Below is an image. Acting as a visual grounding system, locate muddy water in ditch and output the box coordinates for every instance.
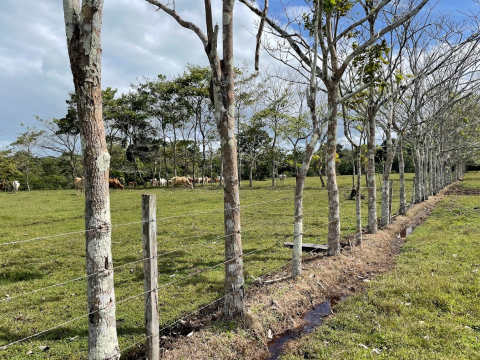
[265,298,341,360]
[265,227,416,359]
[399,226,414,238]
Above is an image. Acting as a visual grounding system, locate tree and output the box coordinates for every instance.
[176,65,211,185]
[62,1,120,358]
[234,62,260,186]
[254,70,294,187]
[37,92,82,187]
[145,0,245,318]
[10,126,44,191]
[240,0,430,255]
[0,150,21,181]
[239,122,271,186]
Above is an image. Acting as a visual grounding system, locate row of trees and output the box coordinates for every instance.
[53,0,480,358]
[2,65,419,191]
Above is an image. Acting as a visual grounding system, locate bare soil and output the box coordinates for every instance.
[129,185,452,360]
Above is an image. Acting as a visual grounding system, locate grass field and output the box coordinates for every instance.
[279,173,480,359]
[0,174,415,359]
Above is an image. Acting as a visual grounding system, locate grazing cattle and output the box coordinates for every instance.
[0,181,5,191]
[168,179,173,186]
[109,178,124,190]
[150,178,159,186]
[279,174,287,183]
[128,181,138,187]
[74,177,85,195]
[215,176,223,183]
[159,178,167,186]
[12,180,20,193]
[172,176,193,189]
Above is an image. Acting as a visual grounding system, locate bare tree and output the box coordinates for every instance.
[145,0,244,317]
[240,0,430,254]
[62,1,120,358]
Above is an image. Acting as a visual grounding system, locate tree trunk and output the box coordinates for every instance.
[193,115,197,187]
[355,147,363,245]
[414,142,422,203]
[163,133,169,187]
[63,1,120,358]
[173,128,177,177]
[202,139,206,188]
[366,106,377,233]
[325,85,340,256]
[380,119,396,227]
[208,0,244,317]
[249,159,253,187]
[422,145,428,200]
[398,136,406,215]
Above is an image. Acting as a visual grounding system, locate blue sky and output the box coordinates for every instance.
[0,0,477,149]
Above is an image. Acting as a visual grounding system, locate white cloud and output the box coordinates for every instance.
[0,0,286,145]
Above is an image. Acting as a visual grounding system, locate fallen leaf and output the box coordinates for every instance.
[267,329,273,340]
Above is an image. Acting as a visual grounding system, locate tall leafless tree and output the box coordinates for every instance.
[145,0,245,317]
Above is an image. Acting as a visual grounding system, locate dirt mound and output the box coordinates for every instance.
[445,185,480,196]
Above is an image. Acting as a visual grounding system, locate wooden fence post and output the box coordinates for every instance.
[389,179,393,223]
[142,194,159,360]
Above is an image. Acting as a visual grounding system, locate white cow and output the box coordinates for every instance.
[159,178,167,186]
[12,180,20,193]
[74,177,85,195]
[279,174,287,183]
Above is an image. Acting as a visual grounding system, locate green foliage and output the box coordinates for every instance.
[352,38,391,87]
[302,0,355,36]
[0,149,21,180]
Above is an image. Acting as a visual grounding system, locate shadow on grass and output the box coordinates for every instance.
[0,269,46,283]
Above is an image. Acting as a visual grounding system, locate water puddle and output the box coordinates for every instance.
[265,298,341,360]
[399,226,414,238]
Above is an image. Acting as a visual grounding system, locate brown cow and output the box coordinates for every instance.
[74,177,84,195]
[0,181,5,192]
[109,178,124,190]
[172,176,193,189]
[128,181,137,187]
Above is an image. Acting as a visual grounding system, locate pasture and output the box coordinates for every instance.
[280,174,480,359]
[0,174,414,359]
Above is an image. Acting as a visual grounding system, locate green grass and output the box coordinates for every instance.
[0,174,414,359]
[280,173,480,360]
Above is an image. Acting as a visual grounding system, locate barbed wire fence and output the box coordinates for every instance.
[0,179,420,358]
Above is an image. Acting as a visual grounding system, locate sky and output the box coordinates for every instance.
[0,0,477,149]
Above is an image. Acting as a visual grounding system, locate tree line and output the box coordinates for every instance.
[17,1,480,358]
[2,63,421,191]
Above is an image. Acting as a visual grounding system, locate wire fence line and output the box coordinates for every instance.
[0,195,303,248]
[0,184,413,248]
[1,182,420,356]
[0,228,303,350]
[0,221,301,305]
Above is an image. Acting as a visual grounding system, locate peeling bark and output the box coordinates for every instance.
[398,135,406,215]
[62,0,120,359]
[366,106,377,233]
